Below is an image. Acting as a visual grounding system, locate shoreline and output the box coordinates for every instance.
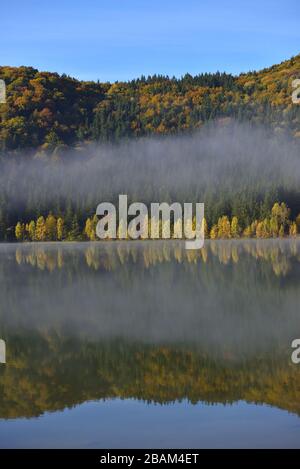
[0,237,299,245]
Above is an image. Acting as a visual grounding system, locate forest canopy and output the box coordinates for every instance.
[0,54,300,152]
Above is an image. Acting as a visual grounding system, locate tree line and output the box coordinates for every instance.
[14,202,300,242]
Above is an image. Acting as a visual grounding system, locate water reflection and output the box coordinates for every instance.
[0,240,299,421]
[12,239,300,276]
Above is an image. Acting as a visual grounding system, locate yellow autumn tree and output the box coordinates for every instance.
[35,216,46,241]
[15,222,24,241]
[27,220,36,241]
[231,216,240,238]
[269,215,279,237]
[256,218,270,238]
[210,224,218,239]
[271,202,290,234]
[279,224,285,238]
[57,217,64,241]
[217,216,231,238]
[45,213,57,240]
[202,218,208,239]
[173,217,183,239]
[84,218,93,240]
[289,222,297,237]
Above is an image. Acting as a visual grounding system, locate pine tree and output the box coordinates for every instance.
[68,215,81,241]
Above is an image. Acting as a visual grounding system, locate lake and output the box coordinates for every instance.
[0,240,299,448]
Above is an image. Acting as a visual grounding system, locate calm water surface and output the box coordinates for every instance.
[0,240,299,448]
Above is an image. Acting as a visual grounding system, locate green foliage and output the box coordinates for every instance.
[1,54,300,150]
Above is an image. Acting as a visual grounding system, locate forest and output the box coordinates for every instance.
[1,55,300,150]
[12,202,300,243]
[0,54,300,241]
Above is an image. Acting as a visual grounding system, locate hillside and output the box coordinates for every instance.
[0,54,300,151]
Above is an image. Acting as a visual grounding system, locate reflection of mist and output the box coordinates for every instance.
[0,240,300,360]
[0,340,5,364]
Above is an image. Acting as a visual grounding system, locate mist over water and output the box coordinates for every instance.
[1,239,299,359]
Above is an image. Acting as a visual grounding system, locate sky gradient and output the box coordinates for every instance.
[1,0,300,82]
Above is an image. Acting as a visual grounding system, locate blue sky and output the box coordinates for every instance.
[1,0,300,82]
